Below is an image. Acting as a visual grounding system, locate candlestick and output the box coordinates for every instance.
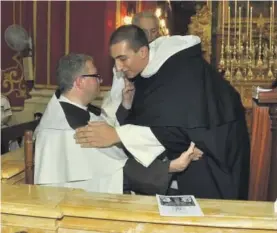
[228,6,230,48]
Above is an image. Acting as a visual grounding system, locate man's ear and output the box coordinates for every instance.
[74,76,83,89]
[139,46,149,59]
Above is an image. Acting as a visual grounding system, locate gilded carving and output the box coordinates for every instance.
[188,5,212,63]
[1,53,27,99]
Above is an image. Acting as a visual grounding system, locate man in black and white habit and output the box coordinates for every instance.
[75,25,250,199]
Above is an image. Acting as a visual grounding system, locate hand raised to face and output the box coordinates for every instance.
[122,78,135,110]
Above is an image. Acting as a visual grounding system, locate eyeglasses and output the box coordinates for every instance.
[80,74,103,83]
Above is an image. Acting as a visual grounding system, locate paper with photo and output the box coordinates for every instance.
[156,194,204,217]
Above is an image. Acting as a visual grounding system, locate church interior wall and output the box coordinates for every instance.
[1,1,156,123]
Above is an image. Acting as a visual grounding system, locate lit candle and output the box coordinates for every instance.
[228,6,230,47]
[234,0,237,40]
[239,7,241,46]
[247,0,250,39]
[250,7,253,48]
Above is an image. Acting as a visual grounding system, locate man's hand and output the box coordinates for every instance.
[169,142,203,173]
[122,78,135,109]
[74,121,120,148]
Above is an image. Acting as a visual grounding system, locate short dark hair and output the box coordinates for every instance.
[109,25,149,52]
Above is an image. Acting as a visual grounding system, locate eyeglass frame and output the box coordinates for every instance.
[80,74,103,83]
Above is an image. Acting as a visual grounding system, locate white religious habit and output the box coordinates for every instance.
[34,92,128,194]
[1,94,12,127]
[103,36,201,168]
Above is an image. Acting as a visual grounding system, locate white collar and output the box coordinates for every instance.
[59,95,88,111]
[141,35,201,78]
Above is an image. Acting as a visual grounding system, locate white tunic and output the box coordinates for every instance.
[34,94,128,194]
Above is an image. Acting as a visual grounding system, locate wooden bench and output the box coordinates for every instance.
[1,131,34,185]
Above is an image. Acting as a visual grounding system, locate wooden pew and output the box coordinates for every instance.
[1,131,35,185]
[249,88,277,201]
[1,148,25,184]
[1,119,39,154]
[1,183,276,233]
[24,130,34,185]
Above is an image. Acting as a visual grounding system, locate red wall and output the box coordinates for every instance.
[1,1,157,109]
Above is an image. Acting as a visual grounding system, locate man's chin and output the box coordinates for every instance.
[126,74,137,79]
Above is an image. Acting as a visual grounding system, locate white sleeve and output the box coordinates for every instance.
[115,124,165,167]
[101,68,124,126]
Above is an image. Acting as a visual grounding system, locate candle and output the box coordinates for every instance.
[234,0,237,40]
[272,1,275,46]
[228,6,230,47]
[250,7,253,48]
[239,7,241,46]
[270,7,272,49]
[247,0,250,38]
[222,1,225,38]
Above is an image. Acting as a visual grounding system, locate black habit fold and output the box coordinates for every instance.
[123,43,250,200]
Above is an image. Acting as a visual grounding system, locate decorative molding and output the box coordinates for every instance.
[65,0,70,54]
[188,4,212,63]
[1,54,27,100]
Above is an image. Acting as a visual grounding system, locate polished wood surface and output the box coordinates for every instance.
[268,103,277,200]
[249,102,272,201]
[1,183,276,233]
[249,89,277,201]
[24,130,34,184]
[1,148,25,184]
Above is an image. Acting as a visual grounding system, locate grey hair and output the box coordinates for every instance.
[132,11,159,29]
[56,53,93,93]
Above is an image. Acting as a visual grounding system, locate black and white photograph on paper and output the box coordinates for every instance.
[159,196,196,207]
[156,195,204,217]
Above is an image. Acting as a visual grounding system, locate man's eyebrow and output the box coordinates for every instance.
[115,55,127,59]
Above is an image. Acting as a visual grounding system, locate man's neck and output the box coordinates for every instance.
[62,92,87,108]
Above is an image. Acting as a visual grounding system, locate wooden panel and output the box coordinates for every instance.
[1,226,56,233]
[1,184,276,232]
[249,102,271,201]
[2,171,25,185]
[59,216,277,233]
[2,213,58,232]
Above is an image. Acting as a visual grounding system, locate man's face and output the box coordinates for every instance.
[80,60,101,104]
[138,17,159,43]
[110,40,148,79]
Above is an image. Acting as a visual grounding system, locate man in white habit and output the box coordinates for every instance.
[101,11,161,126]
[35,53,201,194]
